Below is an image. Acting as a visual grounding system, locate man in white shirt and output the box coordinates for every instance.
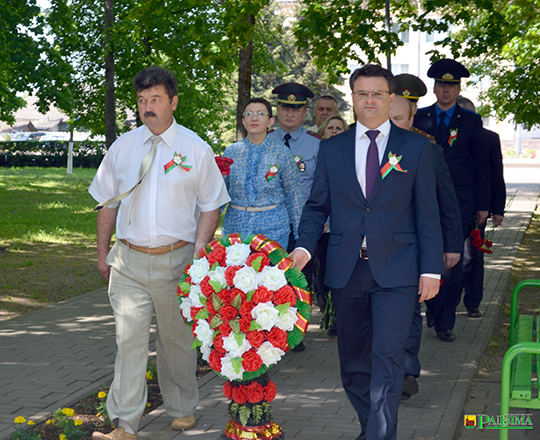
[89,66,230,440]
[307,95,338,132]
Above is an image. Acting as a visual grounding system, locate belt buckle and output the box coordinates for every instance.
[360,249,368,259]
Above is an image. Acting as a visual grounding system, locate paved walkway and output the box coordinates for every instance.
[1,164,539,440]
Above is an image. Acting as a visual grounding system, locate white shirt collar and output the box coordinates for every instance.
[355,118,391,140]
[142,118,178,147]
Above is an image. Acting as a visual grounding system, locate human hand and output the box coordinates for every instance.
[477,210,488,225]
[418,276,440,302]
[290,249,310,270]
[443,252,461,270]
[492,214,504,226]
[98,255,111,281]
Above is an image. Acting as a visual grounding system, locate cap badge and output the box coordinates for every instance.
[287,94,296,102]
[403,89,411,96]
[442,73,455,80]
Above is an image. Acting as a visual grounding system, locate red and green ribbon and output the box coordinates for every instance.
[164,152,192,174]
[265,164,279,181]
[294,155,303,166]
[380,152,408,180]
[448,128,458,146]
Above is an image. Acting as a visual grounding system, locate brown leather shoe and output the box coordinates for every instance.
[171,414,196,431]
[92,427,137,440]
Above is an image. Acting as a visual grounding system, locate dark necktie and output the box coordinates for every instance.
[284,133,291,148]
[365,130,380,200]
[438,111,450,144]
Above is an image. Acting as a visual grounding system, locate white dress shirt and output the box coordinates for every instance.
[89,119,230,247]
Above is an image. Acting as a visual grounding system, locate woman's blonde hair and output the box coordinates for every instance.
[317,114,350,138]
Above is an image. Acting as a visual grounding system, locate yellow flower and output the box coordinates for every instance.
[62,408,75,417]
[46,420,52,425]
[28,420,35,426]
[98,391,107,399]
[74,419,83,426]
[146,403,151,407]
[60,434,67,440]
[146,371,154,380]
[14,417,26,424]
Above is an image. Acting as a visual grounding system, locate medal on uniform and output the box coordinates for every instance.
[298,161,306,172]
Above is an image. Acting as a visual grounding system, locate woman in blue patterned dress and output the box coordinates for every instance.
[222,98,303,250]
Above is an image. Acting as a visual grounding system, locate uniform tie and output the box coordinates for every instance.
[438,111,450,144]
[284,133,291,148]
[365,130,380,200]
[94,135,162,222]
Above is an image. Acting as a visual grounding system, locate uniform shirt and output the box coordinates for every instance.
[222,136,303,240]
[89,120,230,247]
[435,104,456,127]
[268,126,320,202]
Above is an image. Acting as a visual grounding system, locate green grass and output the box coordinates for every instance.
[0,167,98,247]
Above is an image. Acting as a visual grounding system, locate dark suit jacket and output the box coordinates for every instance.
[297,123,444,289]
[414,104,491,218]
[483,128,506,216]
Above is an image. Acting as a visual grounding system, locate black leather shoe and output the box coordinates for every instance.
[426,307,434,328]
[467,307,482,318]
[401,375,419,401]
[291,341,305,353]
[437,330,456,342]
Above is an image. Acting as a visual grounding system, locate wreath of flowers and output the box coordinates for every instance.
[177,233,311,382]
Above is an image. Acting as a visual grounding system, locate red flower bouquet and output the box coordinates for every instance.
[470,224,494,254]
[178,233,311,440]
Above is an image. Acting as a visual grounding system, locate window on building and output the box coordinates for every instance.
[391,64,410,75]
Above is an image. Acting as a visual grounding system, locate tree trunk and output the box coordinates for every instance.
[235,14,255,142]
[104,0,116,148]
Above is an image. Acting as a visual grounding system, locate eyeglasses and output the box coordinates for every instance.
[243,111,270,118]
[353,90,390,100]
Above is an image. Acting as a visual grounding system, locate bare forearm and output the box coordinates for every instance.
[194,208,220,255]
[97,207,117,280]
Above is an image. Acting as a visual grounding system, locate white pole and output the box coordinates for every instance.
[67,141,73,174]
[516,124,522,156]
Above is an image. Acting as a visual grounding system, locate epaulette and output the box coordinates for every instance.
[307,130,322,140]
[267,128,276,134]
[411,126,435,142]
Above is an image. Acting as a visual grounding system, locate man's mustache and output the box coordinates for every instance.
[144,111,156,118]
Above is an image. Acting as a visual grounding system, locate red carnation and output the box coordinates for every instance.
[239,316,252,333]
[219,305,238,322]
[213,334,226,354]
[215,156,234,175]
[246,381,265,403]
[470,229,481,239]
[242,349,264,372]
[218,322,232,337]
[264,380,277,402]
[206,299,216,317]
[232,385,248,404]
[207,246,226,267]
[225,265,241,286]
[274,285,297,306]
[484,240,493,248]
[266,327,288,350]
[246,252,271,272]
[208,350,223,372]
[200,276,214,297]
[191,322,198,338]
[190,306,204,320]
[472,237,483,248]
[246,330,265,349]
[253,286,274,304]
[223,381,233,399]
[240,300,257,318]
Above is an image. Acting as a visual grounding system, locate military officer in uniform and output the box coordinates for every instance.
[390,74,462,399]
[413,59,491,343]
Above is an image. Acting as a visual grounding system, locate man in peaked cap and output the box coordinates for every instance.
[413,59,491,343]
[268,82,322,352]
[390,74,463,399]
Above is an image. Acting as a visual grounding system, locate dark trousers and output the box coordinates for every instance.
[314,232,330,312]
[462,223,485,309]
[404,300,422,377]
[333,258,416,440]
[288,231,315,291]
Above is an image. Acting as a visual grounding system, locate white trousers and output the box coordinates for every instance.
[105,240,198,430]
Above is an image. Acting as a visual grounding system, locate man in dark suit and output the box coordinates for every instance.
[413,59,491,342]
[291,65,444,440]
[456,96,506,318]
[390,74,463,400]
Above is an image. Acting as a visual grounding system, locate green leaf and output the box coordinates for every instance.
[209,280,223,293]
[233,332,244,346]
[276,303,290,316]
[210,314,224,329]
[239,405,251,426]
[213,293,224,312]
[231,292,242,309]
[250,256,263,272]
[252,404,263,423]
[190,338,202,350]
[195,308,210,320]
[249,320,262,330]
[180,282,191,294]
[230,402,239,417]
[230,318,241,334]
[246,290,255,301]
[231,357,243,373]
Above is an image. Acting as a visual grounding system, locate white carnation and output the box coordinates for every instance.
[179,297,193,320]
[208,266,227,287]
[200,342,212,362]
[257,341,285,367]
[188,257,210,283]
[275,306,298,331]
[222,332,251,358]
[194,320,213,346]
[251,302,279,331]
[233,266,259,293]
[221,354,245,381]
[188,284,205,308]
[258,265,287,291]
[225,243,251,266]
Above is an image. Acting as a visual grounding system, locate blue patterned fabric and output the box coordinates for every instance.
[222,136,304,240]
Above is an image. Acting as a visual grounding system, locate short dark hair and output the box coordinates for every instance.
[316,95,337,104]
[242,98,273,118]
[133,66,178,100]
[349,64,396,94]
